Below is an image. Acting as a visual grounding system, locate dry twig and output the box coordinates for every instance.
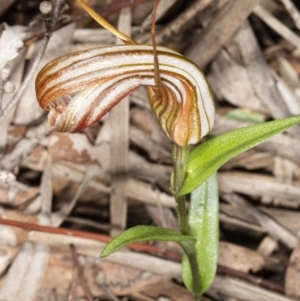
[254,4,300,50]
[0,0,65,120]
[70,244,94,301]
[154,0,216,45]
[109,7,132,237]
[279,0,300,30]
[185,0,260,68]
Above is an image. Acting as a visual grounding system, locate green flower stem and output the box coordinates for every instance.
[172,143,189,235]
[172,143,202,300]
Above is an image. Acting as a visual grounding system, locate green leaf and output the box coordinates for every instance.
[226,108,265,124]
[182,173,219,293]
[180,116,300,195]
[101,225,195,258]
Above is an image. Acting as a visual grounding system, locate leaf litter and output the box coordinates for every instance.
[0,0,300,300]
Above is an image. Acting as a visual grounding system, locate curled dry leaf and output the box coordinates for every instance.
[36,45,215,146]
[0,23,27,70]
[0,170,16,184]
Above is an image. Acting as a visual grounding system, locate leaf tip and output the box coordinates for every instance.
[100,248,111,258]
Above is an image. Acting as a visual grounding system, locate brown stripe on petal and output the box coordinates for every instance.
[50,74,154,132]
[148,84,180,140]
[36,47,183,107]
[36,44,215,146]
[173,83,200,146]
[73,86,140,132]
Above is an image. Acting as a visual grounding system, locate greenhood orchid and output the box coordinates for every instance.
[34,2,300,300]
[35,0,215,146]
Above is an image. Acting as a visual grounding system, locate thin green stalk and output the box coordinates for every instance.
[171,143,202,300]
[171,143,189,235]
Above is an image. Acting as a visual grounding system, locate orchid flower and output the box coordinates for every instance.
[35,0,215,146]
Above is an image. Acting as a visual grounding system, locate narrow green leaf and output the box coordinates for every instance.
[226,108,265,124]
[182,173,219,293]
[100,225,195,258]
[180,116,300,195]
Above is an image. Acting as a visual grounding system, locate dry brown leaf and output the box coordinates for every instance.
[0,182,39,207]
[218,242,267,273]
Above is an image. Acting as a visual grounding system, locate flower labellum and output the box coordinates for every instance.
[35,0,215,146]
